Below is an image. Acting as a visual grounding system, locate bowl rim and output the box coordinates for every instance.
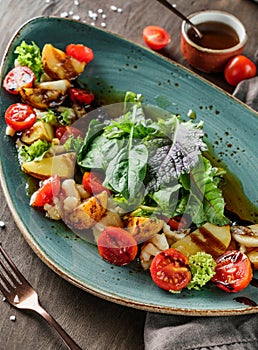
[181,10,248,54]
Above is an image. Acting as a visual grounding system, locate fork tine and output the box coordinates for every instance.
[0,244,26,285]
[0,268,12,295]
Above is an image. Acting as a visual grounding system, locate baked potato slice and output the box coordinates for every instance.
[64,191,108,230]
[22,152,76,180]
[21,121,54,144]
[42,44,86,80]
[126,216,163,243]
[172,223,231,258]
[19,79,71,109]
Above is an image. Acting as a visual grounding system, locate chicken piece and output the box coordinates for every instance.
[92,211,124,242]
[42,44,86,80]
[126,216,163,244]
[64,191,108,230]
[231,224,258,248]
[140,233,169,270]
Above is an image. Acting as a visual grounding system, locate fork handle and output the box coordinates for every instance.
[33,303,83,350]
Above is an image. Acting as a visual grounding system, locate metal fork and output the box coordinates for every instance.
[0,244,83,350]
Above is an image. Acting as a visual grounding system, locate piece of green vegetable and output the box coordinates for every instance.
[14,41,44,81]
[18,140,50,163]
[187,252,216,290]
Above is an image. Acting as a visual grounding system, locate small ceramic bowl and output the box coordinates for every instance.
[181,10,247,73]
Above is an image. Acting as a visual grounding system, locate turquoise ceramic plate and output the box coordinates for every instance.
[1,17,258,315]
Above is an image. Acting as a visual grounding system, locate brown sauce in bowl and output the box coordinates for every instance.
[188,21,240,50]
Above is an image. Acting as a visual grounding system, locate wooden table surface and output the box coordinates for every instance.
[0,1,257,349]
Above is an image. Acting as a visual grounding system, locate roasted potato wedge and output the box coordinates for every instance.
[126,216,163,243]
[64,191,108,230]
[172,223,231,258]
[42,44,86,80]
[22,152,76,179]
[19,79,71,109]
[21,121,54,144]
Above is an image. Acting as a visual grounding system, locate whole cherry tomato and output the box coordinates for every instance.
[97,226,138,266]
[66,44,94,63]
[3,66,35,94]
[224,55,256,86]
[143,25,171,50]
[211,250,253,293]
[30,175,61,207]
[150,248,191,291]
[5,103,36,131]
[82,171,110,195]
[68,87,95,105]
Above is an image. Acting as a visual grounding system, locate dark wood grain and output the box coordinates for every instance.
[0,1,258,349]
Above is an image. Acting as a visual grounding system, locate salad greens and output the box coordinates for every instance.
[187,252,216,290]
[18,139,50,163]
[14,41,44,81]
[78,91,229,226]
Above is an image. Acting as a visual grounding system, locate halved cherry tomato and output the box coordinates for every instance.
[211,250,253,293]
[224,55,257,86]
[150,248,191,291]
[66,44,94,63]
[82,171,110,195]
[97,226,138,266]
[3,66,35,94]
[68,87,95,105]
[143,25,171,50]
[55,125,83,144]
[5,103,36,131]
[30,175,61,207]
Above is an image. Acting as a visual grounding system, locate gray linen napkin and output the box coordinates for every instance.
[144,60,258,350]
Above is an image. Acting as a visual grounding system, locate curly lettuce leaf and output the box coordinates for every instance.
[18,140,50,163]
[187,252,216,290]
[14,41,44,81]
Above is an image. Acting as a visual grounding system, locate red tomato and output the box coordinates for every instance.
[224,55,257,86]
[143,25,171,50]
[150,248,191,291]
[82,171,110,195]
[167,215,189,231]
[211,250,253,293]
[66,44,94,63]
[5,103,36,131]
[30,175,61,207]
[68,87,95,105]
[3,66,35,94]
[97,226,138,266]
[55,126,83,143]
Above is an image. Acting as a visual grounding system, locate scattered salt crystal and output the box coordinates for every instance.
[72,15,81,20]
[68,10,74,16]
[117,8,123,13]
[0,220,5,229]
[102,14,107,19]
[2,297,6,302]
[172,3,176,7]
[97,8,103,14]
[74,0,79,5]
[10,315,16,322]
[90,22,95,26]
[101,22,106,28]
[60,12,69,18]
[110,5,117,11]
[45,0,51,3]
[14,295,19,304]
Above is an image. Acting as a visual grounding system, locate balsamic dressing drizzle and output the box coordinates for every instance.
[233,278,258,307]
